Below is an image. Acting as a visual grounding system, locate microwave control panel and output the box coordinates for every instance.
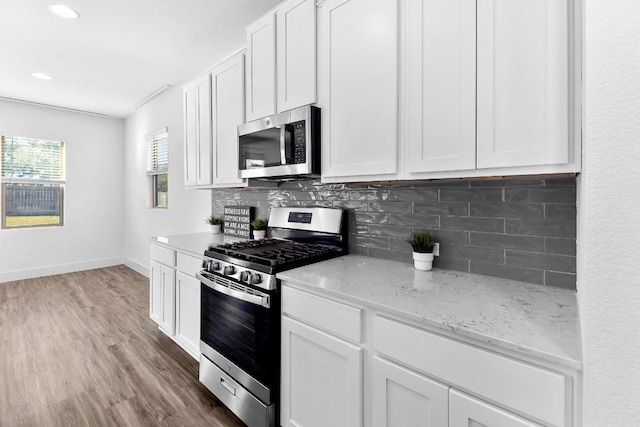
[293,121,306,164]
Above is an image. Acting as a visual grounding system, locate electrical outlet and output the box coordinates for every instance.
[433,243,440,257]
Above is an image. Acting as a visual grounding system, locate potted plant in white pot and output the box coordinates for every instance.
[252,218,268,240]
[206,215,223,234]
[407,231,438,271]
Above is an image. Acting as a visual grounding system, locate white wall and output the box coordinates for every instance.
[122,86,211,275]
[0,99,125,282]
[579,0,640,424]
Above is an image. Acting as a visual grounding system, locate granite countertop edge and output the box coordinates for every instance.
[277,255,583,371]
[149,232,243,258]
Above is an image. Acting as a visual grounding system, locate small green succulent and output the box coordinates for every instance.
[406,231,437,253]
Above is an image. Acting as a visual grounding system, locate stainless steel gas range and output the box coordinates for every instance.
[196,207,347,427]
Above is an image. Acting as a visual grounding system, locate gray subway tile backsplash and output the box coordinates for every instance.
[439,188,504,203]
[544,237,577,256]
[470,261,545,285]
[544,271,578,290]
[505,187,576,204]
[506,250,576,274]
[544,204,577,221]
[469,203,544,219]
[440,216,506,233]
[212,176,577,290]
[470,232,545,252]
[505,218,576,238]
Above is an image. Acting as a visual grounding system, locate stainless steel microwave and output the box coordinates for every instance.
[237,105,320,179]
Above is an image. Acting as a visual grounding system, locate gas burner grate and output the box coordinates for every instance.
[207,239,344,268]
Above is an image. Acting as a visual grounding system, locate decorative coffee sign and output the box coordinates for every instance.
[223,206,254,238]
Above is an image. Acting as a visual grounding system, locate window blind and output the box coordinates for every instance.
[1,136,64,182]
[147,132,169,175]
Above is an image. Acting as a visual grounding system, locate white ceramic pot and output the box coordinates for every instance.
[253,229,266,240]
[413,252,434,271]
[210,224,221,234]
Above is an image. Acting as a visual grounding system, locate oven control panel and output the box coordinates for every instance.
[201,257,276,291]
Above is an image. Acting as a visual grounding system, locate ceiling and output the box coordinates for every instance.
[0,0,282,118]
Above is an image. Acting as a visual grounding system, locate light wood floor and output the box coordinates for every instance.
[0,265,244,426]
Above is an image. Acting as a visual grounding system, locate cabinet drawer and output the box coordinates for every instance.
[150,244,175,267]
[282,286,362,343]
[373,316,567,427]
[176,252,202,277]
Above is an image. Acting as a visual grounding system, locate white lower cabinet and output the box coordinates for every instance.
[449,389,542,427]
[174,271,201,359]
[281,284,576,427]
[149,244,176,336]
[281,316,363,427]
[150,244,201,361]
[149,260,163,324]
[372,356,449,427]
[159,264,176,335]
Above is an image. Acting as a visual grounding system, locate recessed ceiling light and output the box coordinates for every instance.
[48,4,80,19]
[32,72,53,81]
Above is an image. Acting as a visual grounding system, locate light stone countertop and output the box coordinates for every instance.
[150,232,244,258]
[277,255,582,370]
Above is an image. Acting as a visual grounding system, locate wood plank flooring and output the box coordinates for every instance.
[0,265,245,426]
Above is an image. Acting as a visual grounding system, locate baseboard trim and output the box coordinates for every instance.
[0,257,125,284]
[123,257,150,278]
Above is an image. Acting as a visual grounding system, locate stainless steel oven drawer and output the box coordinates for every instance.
[200,355,275,427]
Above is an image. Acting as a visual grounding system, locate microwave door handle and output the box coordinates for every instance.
[279,126,286,165]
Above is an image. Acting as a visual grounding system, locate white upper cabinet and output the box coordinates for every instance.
[246,0,316,121]
[183,83,197,186]
[318,0,399,180]
[246,13,277,122]
[277,0,316,112]
[211,54,247,187]
[476,0,570,169]
[183,53,247,189]
[405,0,477,174]
[320,0,577,181]
[183,74,213,187]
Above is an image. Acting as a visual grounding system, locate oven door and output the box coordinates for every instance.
[198,271,280,404]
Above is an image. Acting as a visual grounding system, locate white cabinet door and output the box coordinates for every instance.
[318,0,399,179]
[159,264,175,335]
[276,0,316,112]
[405,0,476,174]
[281,316,363,427]
[149,260,163,324]
[372,357,449,427]
[246,13,276,122]
[211,54,247,187]
[476,0,569,169]
[449,389,542,427]
[195,74,213,185]
[183,75,213,187]
[183,83,197,186]
[174,271,201,360]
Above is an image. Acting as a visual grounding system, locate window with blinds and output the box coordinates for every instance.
[1,135,65,228]
[147,129,168,208]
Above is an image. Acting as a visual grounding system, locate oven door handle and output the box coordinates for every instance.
[197,273,270,308]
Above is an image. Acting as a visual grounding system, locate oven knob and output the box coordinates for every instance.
[239,271,249,282]
[201,260,209,269]
[223,265,235,276]
[210,261,220,271]
[250,273,262,285]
